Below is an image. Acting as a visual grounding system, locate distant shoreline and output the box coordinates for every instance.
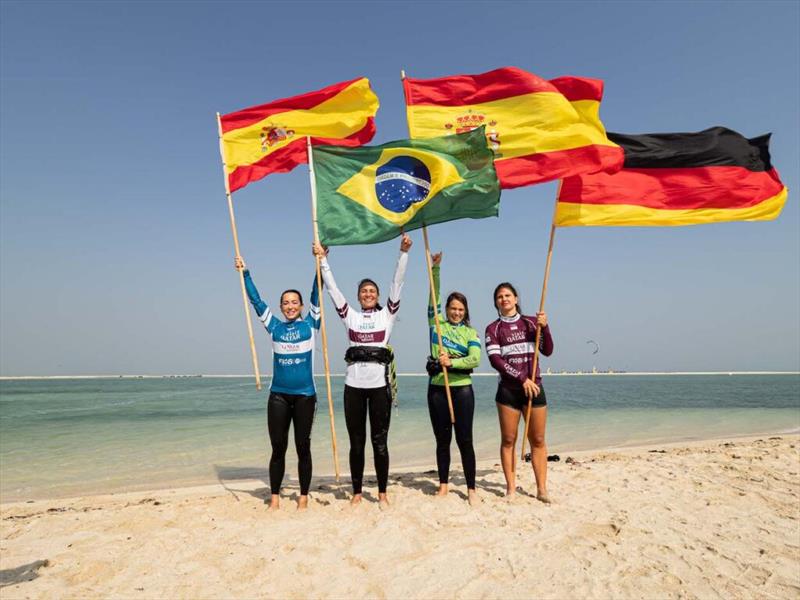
[1,371,798,380]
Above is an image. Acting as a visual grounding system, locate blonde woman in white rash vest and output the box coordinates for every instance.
[313,234,412,508]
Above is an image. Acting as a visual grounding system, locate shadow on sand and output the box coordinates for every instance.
[213,464,510,503]
[0,559,50,588]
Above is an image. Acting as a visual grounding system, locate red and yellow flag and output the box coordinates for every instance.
[220,78,379,192]
[402,67,623,189]
[555,128,788,227]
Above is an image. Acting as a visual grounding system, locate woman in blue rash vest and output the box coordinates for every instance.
[235,256,320,511]
[313,234,412,508]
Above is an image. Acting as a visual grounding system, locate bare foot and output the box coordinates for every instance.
[350,493,363,506]
[536,490,552,504]
[268,496,280,510]
[505,486,516,498]
[436,484,448,497]
[297,495,309,511]
[467,489,478,506]
[378,492,390,510]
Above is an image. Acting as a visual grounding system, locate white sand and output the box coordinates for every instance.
[1,435,798,599]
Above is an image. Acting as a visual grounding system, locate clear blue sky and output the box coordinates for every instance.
[1,1,798,375]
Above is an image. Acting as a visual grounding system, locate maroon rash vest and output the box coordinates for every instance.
[485,314,554,388]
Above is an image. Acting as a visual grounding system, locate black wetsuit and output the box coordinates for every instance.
[427,384,477,489]
[267,392,317,496]
[343,385,392,494]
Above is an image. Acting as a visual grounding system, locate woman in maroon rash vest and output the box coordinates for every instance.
[485,282,553,502]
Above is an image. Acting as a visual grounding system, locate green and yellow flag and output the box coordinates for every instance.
[313,127,500,246]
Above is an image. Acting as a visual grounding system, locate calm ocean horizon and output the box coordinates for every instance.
[1,374,798,502]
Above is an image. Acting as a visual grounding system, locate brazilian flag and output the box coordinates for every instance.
[313,127,500,246]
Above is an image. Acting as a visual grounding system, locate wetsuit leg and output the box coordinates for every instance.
[344,385,368,494]
[292,394,317,496]
[267,392,292,495]
[367,386,392,493]
[452,385,476,490]
[427,383,453,484]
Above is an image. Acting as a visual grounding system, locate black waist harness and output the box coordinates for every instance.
[345,345,394,365]
[345,345,398,406]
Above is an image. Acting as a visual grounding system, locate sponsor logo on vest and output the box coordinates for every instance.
[281,330,302,342]
[278,356,305,366]
[349,329,386,343]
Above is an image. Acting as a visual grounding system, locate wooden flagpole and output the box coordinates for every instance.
[422,226,456,423]
[520,184,561,460]
[216,112,262,390]
[401,69,455,424]
[306,137,341,480]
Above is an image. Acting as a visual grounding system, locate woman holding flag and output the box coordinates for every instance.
[234,256,321,511]
[485,283,554,502]
[313,235,412,508]
[426,251,481,505]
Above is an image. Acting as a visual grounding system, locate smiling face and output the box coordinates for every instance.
[494,286,518,317]
[280,291,303,320]
[358,283,379,310]
[446,298,466,325]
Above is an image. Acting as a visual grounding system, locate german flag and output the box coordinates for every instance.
[220,78,379,193]
[555,127,788,227]
[402,67,623,189]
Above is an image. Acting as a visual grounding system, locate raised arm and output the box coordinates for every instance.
[317,257,349,320]
[240,266,277,334]
[306,272,321,330]
[485,323,527,384]
[312,243,345,311]
[387,234,412,317]
[427,253,442,328]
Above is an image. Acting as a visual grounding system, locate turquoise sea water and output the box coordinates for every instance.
[1,375,798,501]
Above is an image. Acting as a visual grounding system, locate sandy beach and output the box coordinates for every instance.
[1,434,798,599]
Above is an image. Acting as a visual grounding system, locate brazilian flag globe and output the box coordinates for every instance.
[313,127,500,245]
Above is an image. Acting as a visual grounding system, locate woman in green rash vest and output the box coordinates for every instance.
[426,252,481,505]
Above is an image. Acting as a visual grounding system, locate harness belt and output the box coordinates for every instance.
[345,345,394,365]
[344,345,398,406]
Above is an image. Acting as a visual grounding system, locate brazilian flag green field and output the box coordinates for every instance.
[313,127,500,246]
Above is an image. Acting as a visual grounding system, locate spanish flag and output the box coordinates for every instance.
[314,127,500,246]
[555,127,788,227]
[402,67,623,189]
[220,78,379,193]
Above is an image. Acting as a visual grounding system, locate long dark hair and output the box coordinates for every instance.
[493,282,521,316]
[446,291,471,326]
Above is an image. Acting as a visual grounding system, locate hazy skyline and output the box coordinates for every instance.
[1,1,798,376]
